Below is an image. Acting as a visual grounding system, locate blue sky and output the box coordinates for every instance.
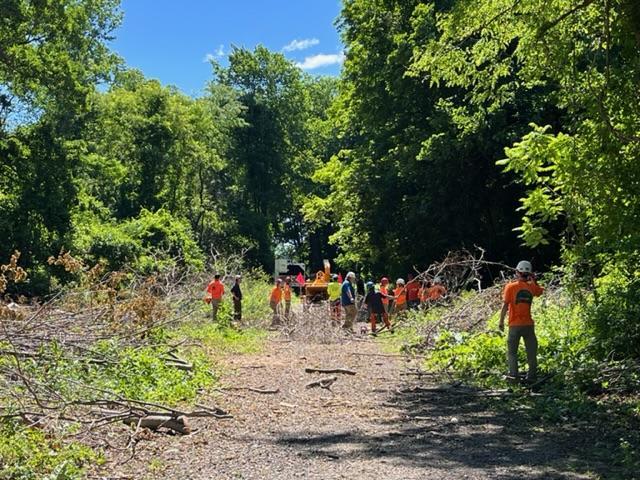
[110,0,344,96]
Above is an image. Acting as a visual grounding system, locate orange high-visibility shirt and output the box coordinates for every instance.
[380,286,389,305]
[394,287,407,305]
[206,280,224,300]
[284,284,292,301]
[270,286,282,303]
[406,282,420,301]
[427,285,447,301]
[502,280,544,326]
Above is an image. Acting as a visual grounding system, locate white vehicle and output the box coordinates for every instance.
[274,258,306,286]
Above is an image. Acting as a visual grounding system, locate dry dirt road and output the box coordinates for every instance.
[104,333,615,480]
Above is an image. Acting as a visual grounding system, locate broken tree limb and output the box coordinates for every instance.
[220,386,279,394]
[304,367,356,376]
[305,376,337,390]
[122,414,191,434]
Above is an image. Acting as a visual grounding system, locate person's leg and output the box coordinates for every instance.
[211,300,219,322]
[522,326,538,380]
[382,310,391,329]
[343,304,355,330]
[370,312,377,332]
[233,299,241,322]
[270,301,278,325]
[285,301,291,319]
[507,326,522,378]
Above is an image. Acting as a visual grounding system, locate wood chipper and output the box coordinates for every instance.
[302,259,331,304]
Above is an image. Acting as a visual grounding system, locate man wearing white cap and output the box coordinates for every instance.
[499,260,544,382]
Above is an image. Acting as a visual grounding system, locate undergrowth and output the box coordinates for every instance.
[0,421,99,480]
[385,287,640,476]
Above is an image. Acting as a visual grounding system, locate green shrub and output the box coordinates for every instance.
[124,209,204,272]
[584,259,640,360]
[0,421,97,480]
[72,208,205,273]
[17,340,215,407]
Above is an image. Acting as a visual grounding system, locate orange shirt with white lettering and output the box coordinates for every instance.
[502,280,544,326]
[206,280,224,300]
[270,286,282,303]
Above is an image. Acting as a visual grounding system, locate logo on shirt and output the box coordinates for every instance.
[515,289,533,305]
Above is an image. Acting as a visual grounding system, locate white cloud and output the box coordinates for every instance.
[282,38,320,52]
[296,52,345,70]
[203,44,225,63]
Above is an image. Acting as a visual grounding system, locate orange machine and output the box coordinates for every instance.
[303,260,331,303]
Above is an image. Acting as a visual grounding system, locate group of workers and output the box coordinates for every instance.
[325,272,448,335]
[206,258,543,383]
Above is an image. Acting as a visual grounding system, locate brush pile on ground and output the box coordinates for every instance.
[0,250,228,442]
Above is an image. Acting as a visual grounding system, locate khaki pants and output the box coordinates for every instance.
[233,298,242,322]
[285,300,291,319]
[507,325,538,380]
[343,304,356,330]
[270,300,281,325]
[211,299,221,322]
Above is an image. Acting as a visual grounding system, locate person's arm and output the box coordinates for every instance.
[499,303,509,332]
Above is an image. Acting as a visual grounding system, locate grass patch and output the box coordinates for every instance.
[176,323,267,356]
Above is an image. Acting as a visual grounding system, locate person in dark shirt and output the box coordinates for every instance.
[231,275,242,323]
[364,282,391,335]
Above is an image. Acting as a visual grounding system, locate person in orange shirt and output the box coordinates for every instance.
[269,278,283,326]
[283,276,293,320]
[393,278,407,315]
[427,277,447,301]
[380,277,391,313]
[205,274,225,322]
[499,261,544,382]
[405,273,421,310]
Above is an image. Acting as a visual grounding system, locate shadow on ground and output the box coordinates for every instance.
[273,382,635,479]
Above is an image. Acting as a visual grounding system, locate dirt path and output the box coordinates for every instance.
[102,332,615,480]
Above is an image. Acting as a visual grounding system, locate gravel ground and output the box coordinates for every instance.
[97,330,616,480]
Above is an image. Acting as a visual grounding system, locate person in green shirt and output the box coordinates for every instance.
[327,274,342,324]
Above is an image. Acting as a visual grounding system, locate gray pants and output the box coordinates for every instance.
[507,325,538,380]
[211,299,221,322]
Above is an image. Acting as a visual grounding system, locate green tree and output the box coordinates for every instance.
[307,0,558,276]
[213,46,311,270]
[0,0,121,290]
[410,0,640,357]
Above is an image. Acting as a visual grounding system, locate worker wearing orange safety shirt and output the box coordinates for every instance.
[205,274,225,322]
[269,278,283,326]
[427,277,447,301]
[499,261,544,383]
[283,276,293,320]
[405,273,421,310]
[393,278,407,314]
[380,277,391,314]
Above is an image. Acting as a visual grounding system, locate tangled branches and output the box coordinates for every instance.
[0,251,226,445]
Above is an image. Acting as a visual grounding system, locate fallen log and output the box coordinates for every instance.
[304,367,356,376]
[123,414,191,434]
